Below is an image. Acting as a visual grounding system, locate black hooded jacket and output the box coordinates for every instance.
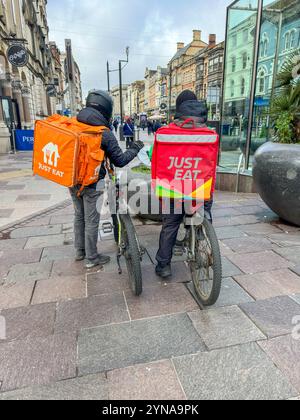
[77,107,139,183]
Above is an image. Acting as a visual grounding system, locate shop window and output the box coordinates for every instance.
[241,78,245,96]
[231,56,236,73]
[242,52,248,69]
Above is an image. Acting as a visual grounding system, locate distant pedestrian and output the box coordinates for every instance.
[123,118,134,149]
[147,120,153,135]
[153,120,162,133]
[113,119,119,133]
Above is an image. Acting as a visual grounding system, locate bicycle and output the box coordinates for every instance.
[176,210,222,307]
[102,169,143,297]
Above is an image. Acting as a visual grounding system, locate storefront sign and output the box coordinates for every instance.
[7,44,29,67]
[15,130,34,151]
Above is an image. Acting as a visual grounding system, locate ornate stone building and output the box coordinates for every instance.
[0,0,82,153]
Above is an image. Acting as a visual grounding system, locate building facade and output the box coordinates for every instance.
[221,0,300,171]
[0,0,82,153]
[168,30,208,111]
[127,80,145,117]
[111,84,129,118]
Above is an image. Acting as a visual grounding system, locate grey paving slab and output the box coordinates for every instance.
[274,247,300,264]
[189,306,265,350]
[50,214,75,225]
[228,251,291,275]
[87,271,131,296]
[16,194,52,202]
[0,209,14,218]
[41,245,75,261]
[54,294,129,333]
[25,234,66,250]
[25,216,51,227]
[51,258,88,277]
[269,233,300,248]
[240,296,300,338]
[125,283,199,320]
[222,257,243,277]
[0,248,42,269]
[173,343,297,400]
[0,333,77,392]
[0,303,56,342]
[234,205,268,215]
[0,281,35,310]
[291,295,300,305]
[0,374,108,400]
[291,265,300,277]
[1,185,26,191]
[213,208,242,218]
[259,335,300,393]
[10,225,62,239]
[222,237,274,254]
[32,276,86,305]
[0,239,27,251]
[6,261,53,284]
[214,215,261,228]
[234,269,300,300]
[78,314,205,376]
[240,223,282,237]
[108,360,186,401]
[208,277,254,309]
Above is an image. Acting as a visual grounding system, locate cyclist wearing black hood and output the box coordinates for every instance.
[156,90,213,279]
[70,90,144,269]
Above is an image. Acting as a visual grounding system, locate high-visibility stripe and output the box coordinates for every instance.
[156,134,218,143]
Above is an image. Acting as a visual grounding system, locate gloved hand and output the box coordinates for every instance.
[132,140,144,152]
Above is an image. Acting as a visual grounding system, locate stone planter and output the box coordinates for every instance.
[253,142,300,226]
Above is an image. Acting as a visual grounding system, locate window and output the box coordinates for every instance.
[290,30,296,49]
[284,32,291,50]
[10,0,16,25]
[242,52,247,69]
[231,56,236,73]
[241,78,245,96]
[232,35,237,47]
[243,29,248,43]
[258,70,266,94]
[230,80,235,97]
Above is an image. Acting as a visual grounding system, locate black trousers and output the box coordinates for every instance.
[125,136,134,149]
[156,199,213,267]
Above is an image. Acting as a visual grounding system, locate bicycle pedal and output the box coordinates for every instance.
[173,246,184,257]
[102,222,113,234]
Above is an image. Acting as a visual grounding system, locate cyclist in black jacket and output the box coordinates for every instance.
[71,90,144,269]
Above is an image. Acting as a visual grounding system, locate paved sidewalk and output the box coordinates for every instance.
[0,187,300,400]
[0,153,69,228]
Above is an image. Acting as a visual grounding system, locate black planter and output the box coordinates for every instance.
[253,142,300,226]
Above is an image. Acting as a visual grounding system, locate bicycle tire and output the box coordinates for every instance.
[120,214,143,296]
[189,218,222,306]
[112,214,119,244]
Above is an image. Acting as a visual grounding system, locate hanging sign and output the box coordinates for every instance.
[7,44,29,67]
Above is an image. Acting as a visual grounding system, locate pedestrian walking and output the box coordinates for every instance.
[123,118,134,149]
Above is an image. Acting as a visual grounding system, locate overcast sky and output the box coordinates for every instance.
[47,0,232,98]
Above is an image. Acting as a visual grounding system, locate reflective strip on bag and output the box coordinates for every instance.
[156,134,218,143]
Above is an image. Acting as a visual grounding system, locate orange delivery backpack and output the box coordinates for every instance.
[152,119,219,202]
[33,114,108,193]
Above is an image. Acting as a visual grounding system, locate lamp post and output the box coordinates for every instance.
[119,47,129,142]
[106,47,129,142]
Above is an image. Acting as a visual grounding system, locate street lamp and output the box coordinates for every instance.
[106,47,129,142]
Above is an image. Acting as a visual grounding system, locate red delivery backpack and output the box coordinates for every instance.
[152,119,219,201]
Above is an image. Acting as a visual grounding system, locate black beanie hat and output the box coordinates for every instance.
[176,90,197,111]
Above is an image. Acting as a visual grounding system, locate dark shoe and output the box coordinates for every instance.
[75,250,86,261]
[155,264,172,279]
[85,254,111,269]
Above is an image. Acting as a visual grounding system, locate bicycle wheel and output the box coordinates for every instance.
[189,218,222,306]
[111,214,119,244]
[120,214,143,296]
